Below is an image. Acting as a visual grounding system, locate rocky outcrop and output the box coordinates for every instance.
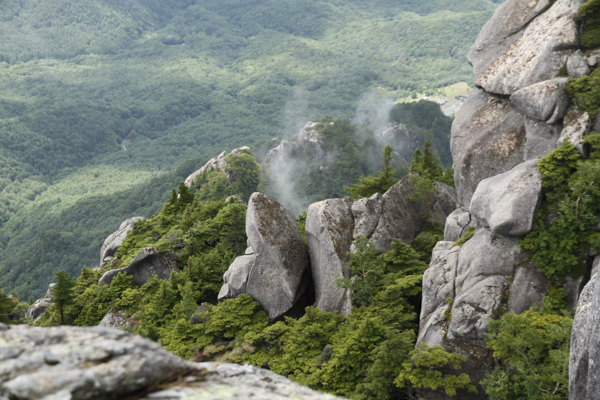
[218,254,256,300]
[219,193,310,321]
[419,0,593,397]
[99,216,146,267]
[418,228,542,398]
[306,198,355,314]
[0,324,344,400]
[98,247,177,287]
[351,193,383,240]
[570,272,598,400]
[468,0,581,95]
[98,309,137,330]
[451,89,526,207]
[0,324,185,400]
[510,78,570,123]
[559,107,593,155]
[25,283,55,321]
[469,159,543,236]
[567,50,592,78]
[443,208,472,242]
[369,177,458,253]
[267,122,327,163]
[184,146,251,188]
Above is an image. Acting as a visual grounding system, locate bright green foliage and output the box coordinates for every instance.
[410,136,444,181]
[565,68,600,118]
[337,237,428,308]
[451,226,476,248]
[482,310,572,400]
[576,0,600,50]
[411,229,444,264]
[521,142,600,282]
[395,343,477,396]
[296,211,308,247]
[345,145,399,199]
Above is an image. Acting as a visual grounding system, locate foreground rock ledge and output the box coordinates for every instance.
[0,324,344,400]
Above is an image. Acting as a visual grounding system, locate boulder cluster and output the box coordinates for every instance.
[414,0,600,398]
[218,177,457,320]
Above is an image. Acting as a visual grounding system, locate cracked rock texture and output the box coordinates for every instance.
[219,193,309,321]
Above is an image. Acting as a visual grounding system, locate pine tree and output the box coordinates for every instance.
[178,182,195,206]
[345,145,399,199]
[52,270,75,325]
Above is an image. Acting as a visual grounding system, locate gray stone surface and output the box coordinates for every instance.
[245,193,310,321]
[469,159,543,236]
[306,198,354,314]
[510,78,570,122]
[218,255,256,301]
[469,0,582,95]
[506,261,549,314]
[467,0,552,80]
[558,107,593,155]
[25,298,53,321]
[524,117,562,160]
[98,247,177,287]
[567,50,592,78]
[451,89,526,207]
[0,324,186,400]
[266,122,327,163]
[351,193,383,240]
[25,283,56,321]
[99,216,146,266]
[444,208,472,242]
[98,309,137,330]
[144,363,345,400]
[369,176,457,253]
[569,273,597,400]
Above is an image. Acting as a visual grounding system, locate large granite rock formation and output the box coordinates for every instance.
[306,198,355,314]
[218,193,310,321]
[267,122,327,163]
[418,0,593,397]
[0,324,343,400]
[98,247,177,286]
[469,159,543,236]
[99,216,146,267]
[468,0,582,95]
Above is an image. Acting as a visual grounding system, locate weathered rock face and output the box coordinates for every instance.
[217,254,256,301]
[443,208,472,242]
[99,216,146,266]
[468,0,582,95]
[306,198,354,314]
[568,49,592,78]
[98,247,177,287]
[559,107,593,155]
[570,273,598,400]
[524,117,562,160]
[0,325,344,400]
[184,146,252,188]
[419,228,542,399]
[451,89,526,207]
[351,193,383,240]
[510,78,570,123]
[369,177,458,253]
[220,193,310,321]
[469,159,543,236]
[0,324,185,400]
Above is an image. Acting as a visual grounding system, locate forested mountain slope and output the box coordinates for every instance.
[0,0,498,298]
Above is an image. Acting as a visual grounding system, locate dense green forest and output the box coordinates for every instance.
[0,0,498,298]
